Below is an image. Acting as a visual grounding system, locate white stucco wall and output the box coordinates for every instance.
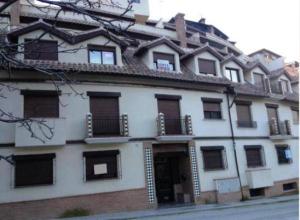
[0,142,145,203]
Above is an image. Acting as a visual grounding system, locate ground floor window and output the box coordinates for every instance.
[249,188,265,197]
[283,182,297,191]
[13,153,55,187]
[201,146,226,171]
[244,145,265,168]
[275,145,292,164]
[83,150,119,181]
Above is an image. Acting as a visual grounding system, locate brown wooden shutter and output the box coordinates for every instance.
[203,102,221,112]
[245,147,263,167]
[13,154,55,187]
[90,97,120,135]
[198,59,216,75]
[201,147,224,170]
[253,73,265,90]
[236,104,251,122]
[153,52,175,64]
[24,40,58,60]
[83,150,119,181]
[24,95,59,118]
[157,98,181,134]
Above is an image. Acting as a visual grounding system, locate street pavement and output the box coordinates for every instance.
[62,195,299,220]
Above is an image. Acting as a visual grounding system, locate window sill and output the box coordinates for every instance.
[203,168,226,172]
[85,177,119,182]
[203,118,225,121]
[14,183,54,189]
[237,126,257,129]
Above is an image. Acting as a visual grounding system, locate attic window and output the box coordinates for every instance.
[198,58,216,75]
[281,79,290,93]
[153,52,175,71]
[88,45,116,65]
[225,68,240,83]
[24,39,58,61]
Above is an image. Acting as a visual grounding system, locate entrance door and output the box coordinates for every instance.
[157,99,181,135]
[154,155,180,204]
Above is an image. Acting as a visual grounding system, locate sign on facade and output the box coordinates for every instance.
[215,177,240,194]
[94,164,107,175]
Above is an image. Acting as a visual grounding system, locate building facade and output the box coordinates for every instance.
[0,1,299,219]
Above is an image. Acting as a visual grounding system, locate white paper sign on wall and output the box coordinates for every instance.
[285,149,292,159]
[94,164,107,175]
[157,59,172,71]
[215,177,240,194]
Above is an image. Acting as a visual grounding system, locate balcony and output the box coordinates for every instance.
[236,120,257,128]
[84,113,130,144]
[269,119,292,140]
[156,113,194,142]
[246,168,273,189]
[15,118,66,147]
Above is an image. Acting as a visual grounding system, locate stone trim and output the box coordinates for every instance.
[188,141,201,199]
[143,142,156,205]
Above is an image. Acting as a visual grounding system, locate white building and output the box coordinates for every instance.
[0,1,298,219]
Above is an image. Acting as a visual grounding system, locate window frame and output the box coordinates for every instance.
[275,145,293,165]
[83,150,120,181]
[253,72,265,90]
[198,58,216,75]
[280,79,290,93]
[291,107,299,124]
[88,45,117,65]
[235,101,256,128]
[201,98,223,120]
[244,145,265,168]
[12,154,56,188]
[225,67,240,83]
[153,52,176,71]
[201,146,227,171]
[24,39,58,61]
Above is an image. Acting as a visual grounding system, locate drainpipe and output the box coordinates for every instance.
[225,86,244,199]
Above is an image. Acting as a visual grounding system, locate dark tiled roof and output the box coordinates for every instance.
[245,61,270,75]
[221,55,247,69]
[248,48,282,58]
[269,68,293,81]
[134,36,185,56]
[283,92,299,103]
[231,82,269,97]
[180,45,223,61]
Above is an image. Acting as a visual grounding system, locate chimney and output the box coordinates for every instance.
[10,0,20,27]
[199,18,206,24]
[174,13,187,48]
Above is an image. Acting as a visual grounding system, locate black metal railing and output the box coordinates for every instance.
[269,120,291,136]
[92,117,121,136]
[237,120,257,128]
[157,115,192,136]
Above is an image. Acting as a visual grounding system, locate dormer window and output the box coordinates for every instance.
[153,52,175,71]
[198,58,216,75]
[281,79,290,93]
[253,72,265,90]
[88,45,116,65]
[225,68,240,83]
[24,39,58,61]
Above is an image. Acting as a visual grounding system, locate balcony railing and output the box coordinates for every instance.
[86,113,129,138]
[236,120,257,128]
[269,119,291,136]
[157,113,193,136]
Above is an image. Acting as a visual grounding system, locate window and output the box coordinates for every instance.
[202,98,222,119]
[22,91,59,118]
[24,39,58,60]
[198,58,216,75]
[253,73,265,90]
[83,150,119,181]
[88,92,121,136]
[236,102,255,127]
[244,146,264,168]
[225,68,240,83]
[13,154,55,187]
[201,147,226,170]
[283,182,297,191]
[88,45,116,65]
[249,188,265,197]
[292,108,299,124]
[275,145,292,164]
[281,79,290,93]
[153,52,175,71]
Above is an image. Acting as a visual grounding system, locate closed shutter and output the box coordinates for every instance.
[253,73,265,90]
[198,59,216,75]
[83,150,119,181]
[24,40,58,60]
[157,99,181,134]
[90,97,120,135]
[24,95,59,118]
[203,101,222,119]
[13,154,55,187]
[201,147,224,170]
[236,104,251,122]
[245,147,263,167]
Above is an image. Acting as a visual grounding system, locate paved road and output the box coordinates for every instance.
[141,200,298,220]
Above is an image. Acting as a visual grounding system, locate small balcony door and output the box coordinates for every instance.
[158,99,181,135]
[267,106,279,132]
[90,97,120,136]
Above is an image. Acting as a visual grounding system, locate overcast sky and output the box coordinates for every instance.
[148,0,300,62]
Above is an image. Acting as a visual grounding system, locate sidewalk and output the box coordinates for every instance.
[62,195,298,220]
